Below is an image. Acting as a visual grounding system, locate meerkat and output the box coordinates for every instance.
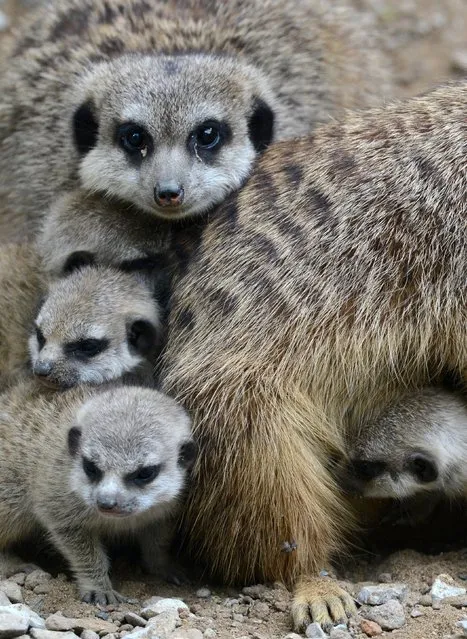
[0,0,392,238]
[159,81,467,631]
[29,264,163,388]
[0,243,45,390]
[342,388,467,502]
[0,379,196,600]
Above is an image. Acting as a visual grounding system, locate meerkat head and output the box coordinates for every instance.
[340,389,467,500]
[72,53,276,220]
[29,264,161,388]
[67,386,196,519]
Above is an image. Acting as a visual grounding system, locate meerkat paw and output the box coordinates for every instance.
[291,576,357,633]
[81,588,128,606]
[0,552,40,578]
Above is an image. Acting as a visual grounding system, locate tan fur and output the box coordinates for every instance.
[161,82,467,628]
[0,379,193,601]
[0,0,392,238]
[0,243,45,390]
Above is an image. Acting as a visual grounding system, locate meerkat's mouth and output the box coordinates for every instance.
[97,507,133,518]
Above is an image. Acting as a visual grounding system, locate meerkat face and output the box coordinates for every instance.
[29,265,161,388]
[67,387,196,520]
[73,54,275,220]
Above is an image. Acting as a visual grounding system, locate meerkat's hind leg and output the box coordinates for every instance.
[0,550,40,578]
[291,576,357,633]
[139,522,188,585]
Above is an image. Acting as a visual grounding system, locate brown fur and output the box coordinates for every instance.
[161,82,467,628]
[0,243,45,390]
[0,0,392,239]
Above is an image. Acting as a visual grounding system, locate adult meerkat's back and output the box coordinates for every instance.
[162,82,467,630]
[0,380,195,599]
[0,0,392,237]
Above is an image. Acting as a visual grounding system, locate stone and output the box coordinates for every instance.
[419,594,432,607]
[430,575,466,601]
[457,619,467,636]
[274,601,288,612]
[305,623,326,638]
[329,629,351,639]
[144,599,188,615]
[195,589,211,599]
[251,602,269,620]
[30,630,78,639]
[0,611,29,638]
[169,630,203,639]
[146,611,179,638]
[0,605,45,631]
[283,635,302,639]
[45,615,117,634]
[24,571,52,590]
[203,631,216,639]
[241,585,266,599]
[231,614,243,623]
[363,600,406,631]
[7,577,25,588]
[360,619,382,637]
[377,574,392,583]
[410,609,423,618]
[34,585,51,595]
[95,613,109,621]
[357,584,408,605]
[124,614,146,628]
[0,597,9,608]
[0,583,22,605]
[81,631,100,639]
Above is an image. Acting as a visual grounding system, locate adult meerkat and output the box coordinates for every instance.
[29,265,163,388]
[0,0,391,238]
[160,82,467,631]
[0,243,45,390]
[0,379,196,600]
[342,388,467,501]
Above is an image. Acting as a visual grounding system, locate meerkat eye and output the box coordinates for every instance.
[189,120,231,155]
[117,123,151,155]
[64,338,109,359]
[126,464,162,487]
[35,326,46,350]
[82,457,102,482]
[407,454,438,483]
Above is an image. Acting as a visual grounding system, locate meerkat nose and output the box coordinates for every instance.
[33,360,53,378]
[154,183,184,208]
[96,496,118,511]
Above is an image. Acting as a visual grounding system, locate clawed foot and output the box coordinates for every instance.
[81,589,128,605]
[291,576,357,633]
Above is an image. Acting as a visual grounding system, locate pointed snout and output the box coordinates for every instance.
[154,183,184,208]
[33,359,54,378]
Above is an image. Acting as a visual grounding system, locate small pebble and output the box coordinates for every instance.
[430,575,466,601]
[250,602,269,620]
[241,585,266,599]
[203,631,216,639]
[146,611,179,637]
[305,622,327,638]
[0,596,9,608]
[329,629,351,639]
[169,630,203,639]
[195,589,211,599]
[7,577,25,588]
[144,599,188,615]
[111,615,125,625]
[232,614,243,623]
[363,600,406,631]
[0,583,22,605]
[0,610,29,639]
[81,631,100,639]
[0,605,45,631]
[377,574,392,583]
[274,601,288,612]
[357,583,408,605]
[360,619,382,637]
[410,608,423,618]
[95,613,109,621]
[419,594,433,607]
[124,614,146,628]
[24,571,52,591]
[283,634,302,639]
[456,619,467,637]
[30,631,78,639]
[119,626,134,632]
[33,585,50,595]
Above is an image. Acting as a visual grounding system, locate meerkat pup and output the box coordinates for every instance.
[0,379,196,601]
[0,0,391,237]
[0,243,45,390]
[29,265,163,388]
[342,388,467,502]
[161,81,467,631]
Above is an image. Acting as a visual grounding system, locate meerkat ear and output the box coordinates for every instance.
[62,251,96,275]
[127,319,159,356]
[73,100,99,154]
[178,440,198,470]
[248,97,275,153]
[68,426,82,457]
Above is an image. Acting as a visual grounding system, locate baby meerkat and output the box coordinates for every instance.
[0,0,391,236]
[0,380,195,600]
[29,265,162,388]
[342,388,467,501]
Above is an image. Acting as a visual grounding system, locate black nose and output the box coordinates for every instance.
[97,497,118,511]
[154,184,184,208]
[351,460,386,481]
[33,360,53,377]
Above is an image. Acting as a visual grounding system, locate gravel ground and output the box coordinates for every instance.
[1,1,467,638]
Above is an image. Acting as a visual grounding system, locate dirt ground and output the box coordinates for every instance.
[1,1,467,638]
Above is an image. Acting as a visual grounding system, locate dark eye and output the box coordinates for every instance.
[126,464,161,487]
[64,338,109,359]
[407,454,438,483]
[194,120,222,150]
[82,457,102,482]
[35,326,46,350]
[117,123,151,155]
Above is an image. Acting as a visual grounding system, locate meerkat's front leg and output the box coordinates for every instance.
[291,576,357,633]
[139,519,187,585]
[47,525,126,604]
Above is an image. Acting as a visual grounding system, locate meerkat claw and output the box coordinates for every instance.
[291,576,357,633]
[82,589,128,605]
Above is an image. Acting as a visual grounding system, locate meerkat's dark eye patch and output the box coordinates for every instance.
[73,101,99,154]
[248,97,275,153]
[68,426,82,457]
[351,460,387,481]
[406,454,438,483]
[117,123,153,157]
[62,251,96,275]
[188,120,231,161]
[178,440,198,470]
[64,338,109,359]
[82,457,103,482]
[125,464,162,487]
[127,319,158,356]
[35,326,46,351]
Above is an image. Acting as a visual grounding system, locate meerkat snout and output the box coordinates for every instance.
[154,183,185,209]
[29,265,162,388]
